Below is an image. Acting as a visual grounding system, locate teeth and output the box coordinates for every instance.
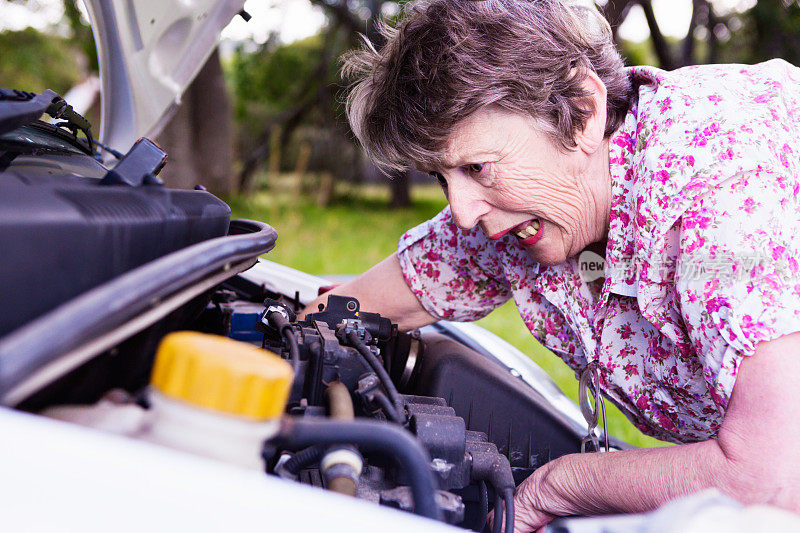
[515,220,540,239]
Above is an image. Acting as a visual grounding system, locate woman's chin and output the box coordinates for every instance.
[521,240,567,266]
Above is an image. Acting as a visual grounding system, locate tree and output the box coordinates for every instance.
[234,30,342,192]
[747,1,800,65]
[0,27,82,94]
[602,0,721,69]
[156,48,235,195]
[235,0,415,207]
[62,0,97,72]
[233,0,797,206]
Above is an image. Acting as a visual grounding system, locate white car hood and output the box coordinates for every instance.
[83,0,245,156]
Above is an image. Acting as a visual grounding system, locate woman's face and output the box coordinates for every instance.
[424,106,611,267]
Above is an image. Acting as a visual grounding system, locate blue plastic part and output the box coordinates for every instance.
[228,303,264,343]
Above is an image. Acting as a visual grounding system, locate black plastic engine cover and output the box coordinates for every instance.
[0,149,231,337]
[411,333,587,482]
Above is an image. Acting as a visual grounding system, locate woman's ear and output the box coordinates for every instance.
[574,70,607,156]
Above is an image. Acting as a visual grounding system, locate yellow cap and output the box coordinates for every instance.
[151,332,294,420]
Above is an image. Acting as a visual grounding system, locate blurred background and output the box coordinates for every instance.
[1,0,798,446]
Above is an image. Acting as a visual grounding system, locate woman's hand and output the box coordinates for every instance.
[505,331,800,531]
[510,467,558,532]
[486,460,559,532]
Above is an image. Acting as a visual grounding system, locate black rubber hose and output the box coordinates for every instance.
[471,452,515,532]
[503,488,515,533]
[281,327,301,374]
[373,388,405,424]
[346,331,404,420]
[474,481,489,532]
[282,445,324,476]
[268,311,300,374]
[492,493,504,533]
[274,417,442,521]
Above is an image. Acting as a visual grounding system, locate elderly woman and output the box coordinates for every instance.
[302,0,800,529]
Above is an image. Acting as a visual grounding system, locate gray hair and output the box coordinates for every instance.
[343,0,633,172]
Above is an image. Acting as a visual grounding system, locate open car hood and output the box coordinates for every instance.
[83,0,245,155]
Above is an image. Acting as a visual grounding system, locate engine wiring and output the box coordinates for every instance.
[254,294,522,528]
[492,493,504,533]
[278,445,324,479]
[476,481,489,532]
[503,488,515,533]
[281,326,301,375]
[371,387,404,424]
[345,329,405,422]
[261,305,300,374]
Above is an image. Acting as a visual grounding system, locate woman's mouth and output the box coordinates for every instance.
[512,219,543,246]
[489,219,543,246]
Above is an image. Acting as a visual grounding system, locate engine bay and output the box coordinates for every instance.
[34,262,610,533]
[17,264,603,531]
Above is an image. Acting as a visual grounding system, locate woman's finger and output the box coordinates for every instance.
[513,476,557,532]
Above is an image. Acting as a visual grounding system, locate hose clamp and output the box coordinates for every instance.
[264,305,290,322]
[320,448,364,476]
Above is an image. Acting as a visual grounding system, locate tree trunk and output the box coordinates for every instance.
[638,0,675,70]
[706,4,719,64]
[156,48,235,195]
[680,0,702,67]
[389,170,411,208]
[602,0,635,41]
[237,25,339,192]
[155,92,199,189]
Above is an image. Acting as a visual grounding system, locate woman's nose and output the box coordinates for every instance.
[447,181,490,230]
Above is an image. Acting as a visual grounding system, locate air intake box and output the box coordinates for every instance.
[0,137,231,337]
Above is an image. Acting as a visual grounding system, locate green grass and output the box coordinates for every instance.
[225,180,447,273]
[227,178,665,448]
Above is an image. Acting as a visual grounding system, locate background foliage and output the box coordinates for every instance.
[0,27,81,93]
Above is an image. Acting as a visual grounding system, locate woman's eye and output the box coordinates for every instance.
[429,171,447,189]
[465,163,491,181]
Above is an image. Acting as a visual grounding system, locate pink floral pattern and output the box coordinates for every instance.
[397,60,800,443]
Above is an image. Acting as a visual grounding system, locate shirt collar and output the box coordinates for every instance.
[603,104,639,297]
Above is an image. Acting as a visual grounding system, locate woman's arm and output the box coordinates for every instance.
[512,331,800,532]
[298,252,438,331]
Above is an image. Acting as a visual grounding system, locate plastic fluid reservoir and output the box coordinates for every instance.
[145,331,294,469]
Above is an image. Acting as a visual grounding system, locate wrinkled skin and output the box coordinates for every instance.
[421,72,612,266]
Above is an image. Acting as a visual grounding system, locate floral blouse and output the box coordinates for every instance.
[397,59,800,443]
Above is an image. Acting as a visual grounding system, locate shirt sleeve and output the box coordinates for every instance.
[677,170,800,405]
[397,206,512,321]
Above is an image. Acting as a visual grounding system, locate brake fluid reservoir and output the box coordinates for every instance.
[144,331,293,469]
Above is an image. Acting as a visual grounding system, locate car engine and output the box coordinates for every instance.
[254,293,515,529]
[23,270,600,530]
[173,274,597,530]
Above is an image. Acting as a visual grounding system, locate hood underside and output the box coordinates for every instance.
[83,0,245,157]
